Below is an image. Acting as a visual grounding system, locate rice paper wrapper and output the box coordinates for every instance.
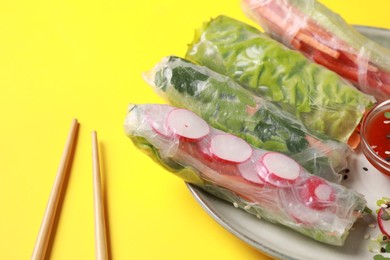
[124,103,367,246]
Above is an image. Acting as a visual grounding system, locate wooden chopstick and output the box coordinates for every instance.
[31,119,79,260]
[92,131,108,260]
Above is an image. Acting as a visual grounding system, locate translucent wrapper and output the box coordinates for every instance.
[144,56,352,183]
[185,15,375,143]
[241,0,390,102]
[124,104,367,246]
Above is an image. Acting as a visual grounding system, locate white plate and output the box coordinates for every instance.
[187,26,390,260]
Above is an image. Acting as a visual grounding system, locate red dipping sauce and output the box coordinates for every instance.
[361,100,390,176]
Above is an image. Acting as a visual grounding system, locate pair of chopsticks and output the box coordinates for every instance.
[31,119,108,260]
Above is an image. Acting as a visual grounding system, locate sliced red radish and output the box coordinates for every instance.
[281,188,335,225]
[378,205,390,237]
[279,188,320,225]
[299,177,335,210]
[237,159,264,185]
[196,137,240,174]
[210,134,253,164]
[146,105,174,138]
[166,108,210,141]
[257,152,301,187]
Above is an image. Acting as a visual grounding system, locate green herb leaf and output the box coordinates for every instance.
[373,254,390,260]
[384,112,390,119]
[364,206,373,214]
[373,254,381,260]
[386,242,390,252]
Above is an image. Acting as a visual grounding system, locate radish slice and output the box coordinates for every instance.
[299,177,335,210]
[281,188,334,225]
[257,152,301,187]
[378,206,390,237]
[210,134,253,164]
[237,159,264,185]
[166,108,210,141]
[146,105,174,138]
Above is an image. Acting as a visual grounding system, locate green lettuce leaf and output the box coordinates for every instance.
[185,15,374,143]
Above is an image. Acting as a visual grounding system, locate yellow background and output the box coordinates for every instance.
[0,1,389,259]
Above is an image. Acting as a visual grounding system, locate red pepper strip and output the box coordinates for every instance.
[336,52,358,69]
[303,41,390,97]
[312,50,359,83]
[342,52,379,73]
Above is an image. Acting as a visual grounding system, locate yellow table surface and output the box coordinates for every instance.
[1,1,389,259]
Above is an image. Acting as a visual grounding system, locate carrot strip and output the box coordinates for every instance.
[347,130,361,150]
[295,32,340,59]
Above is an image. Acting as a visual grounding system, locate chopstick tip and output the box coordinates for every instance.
[71,118,79,126]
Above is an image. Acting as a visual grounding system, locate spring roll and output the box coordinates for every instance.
[185,15,374,143]
[144,56,351,183]
[241,0,390,102]
[124,104,367,246]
